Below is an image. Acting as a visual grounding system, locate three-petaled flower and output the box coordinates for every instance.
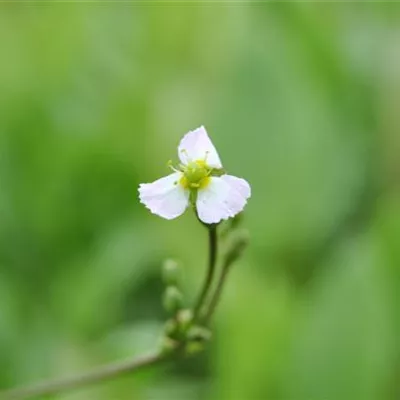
[139,126,251,224]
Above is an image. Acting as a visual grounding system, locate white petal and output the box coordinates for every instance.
[221,175,251,199]
[178,126,222,168]
[139,172,189,220]
[196,175,251,224]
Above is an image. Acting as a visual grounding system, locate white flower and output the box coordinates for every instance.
[139,126,251,224]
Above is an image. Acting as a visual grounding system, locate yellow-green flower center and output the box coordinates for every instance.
[180,160,212,190]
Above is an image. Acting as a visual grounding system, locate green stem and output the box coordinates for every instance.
[203,257,232,325]
[203,231,249,325]
[0,352,168,400]
[192,224,218,322]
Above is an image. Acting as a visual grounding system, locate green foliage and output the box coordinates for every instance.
[0,3,399,399]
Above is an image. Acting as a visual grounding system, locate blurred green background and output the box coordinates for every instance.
[1,3,400,399]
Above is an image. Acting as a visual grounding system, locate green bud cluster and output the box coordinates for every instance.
[160,308,212,356]
[162,309,194,340]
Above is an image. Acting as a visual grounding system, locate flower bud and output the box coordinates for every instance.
[162,259,181,286]
[176,309,193,333]
[223,229,249,266]
[163,286,183,313]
